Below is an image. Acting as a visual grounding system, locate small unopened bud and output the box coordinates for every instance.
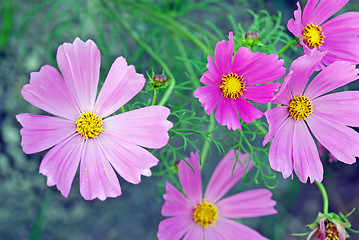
[154,74,167,84]
[245,32,260,41]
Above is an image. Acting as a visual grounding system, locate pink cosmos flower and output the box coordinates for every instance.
[307,213,349,240]
[157,151,277,240]
[263,49,359,183]
[287,0,359,67]
[194,32,286,130]
[16,38,173,201]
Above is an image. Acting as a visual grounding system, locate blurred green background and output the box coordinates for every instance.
[1,0,359,239]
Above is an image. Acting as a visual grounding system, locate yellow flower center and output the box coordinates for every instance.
[76,112,103,139]
[302,23,325,48]
[288,96,313,121]
[220,73,246,99]
[193,201,218,228]
[325,221,340,240]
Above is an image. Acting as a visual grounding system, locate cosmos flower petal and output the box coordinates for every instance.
[213,218,269,240]
[292,120,323,183]
[214,32,233,75]
[183,225,204,240]
[56,38,100,112]
[287,2,303,37]
[263,106,289,146]
[216,189,277,218]
[214,98,242,131]
[98,133,159,184]
[200,56,222,85]
[271,72,293,105]
[322,12,359,36]
[204,149,252,203]
[161,183,193,217]
[39,134,84,198]
[305,61,359,100]
[243,83,280,103]
[236,98,263,124]
[302,0,319,26]
[178,152,202,205]
[312,91,359,127]
[268,118,295,179]
[204,226,226,240]
[16,113,75,154]
[103,106,172,149]
[93,57,145,118]
[157,216,194,240]
[79,139,122,201]
[307,114,359,165]
[194,85,223,115]
[20,65,80,120]
[231,47,257,74]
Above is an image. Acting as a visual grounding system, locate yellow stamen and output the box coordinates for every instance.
[193,201,218,228]
[76,112,103,139]
[302,23,325,48]
[288,96,313,121]
[220,73,246,99]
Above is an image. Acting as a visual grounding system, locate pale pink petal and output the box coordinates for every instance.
[336,222,347,240]
[204,149,252,203]
[271,72,293,105]
[312,91,359,127]
[214,98,242,131]
[231,47,257,74]
[287,2,303,37]
[97,133,159,184]
[236,98,263,123]
[194,85,223,115]
[213,218,269,240]
[307,114,359,164]
[263,106,289,146]
[103,106,172,149]
[322,12,359,36]
[161,183,193,217]
[178,152,202,205]
[243,83,280,103]
[79,139,122,201]
[292,120,323,183]
[183,224,203,240]
[216,189,277,218]
[204,226,226,240]
[268,118,296,179]
[305,61,359,100]
[56,38,100,112]
[16,113,75,154]
[319,218,326,239]
[21,65,80,120]
[321,52,358,67]
[93,57,145,118]
[214,32,233,75]
[39,134,84,198]
[303,0,349,26]
[241,53,285,85]
[157,216,194,240]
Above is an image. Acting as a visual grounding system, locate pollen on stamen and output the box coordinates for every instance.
[76,112,103,139]
[193,201,218,228]
[288,96,313,121]
[302,23,325,48]
[220,73,246,99]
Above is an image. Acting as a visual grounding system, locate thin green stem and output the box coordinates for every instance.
[200,114,215,168]
[30,188,51,240]
[315,181,329,215]
[151,89,157,105]
[276,38,299,56]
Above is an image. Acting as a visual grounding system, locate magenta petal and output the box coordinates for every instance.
[287,2,303,37]
[263,106,289,146]
[214,32,233,75]
[56,38,100,112]
[79,139,122,201]
[157,216,194,240]
[307,114,359,165]
[204,149,252,203]
[322,12,359,36]
[21,65,80,120]
[312,91,359,127]
[93,57,145,118]
[216,189,277,218]
[194,85,223,115]
[302,0,319,26]
[214,98,242,131]
[103,106,172,149]
[292,120,323,183]
[178,152,202,205]
[236,98,263,123]
[213,218,269,240]
[201,55,222,86]
[16,113,75,154]
[271,72,293,105]
[183,224,203,240]
[231,47,257,74]
[97,133,158,184]
[39,134,83,198]
[243,83,280,103]
[161,183,193,217]
[305,61,359,100]
[268,118,296,179]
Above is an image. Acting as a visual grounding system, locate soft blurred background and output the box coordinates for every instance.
[1,0,359,239]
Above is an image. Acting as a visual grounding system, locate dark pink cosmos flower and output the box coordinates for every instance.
[157,151,277,239]
[194,32,286,130]
[16,38,173,200]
